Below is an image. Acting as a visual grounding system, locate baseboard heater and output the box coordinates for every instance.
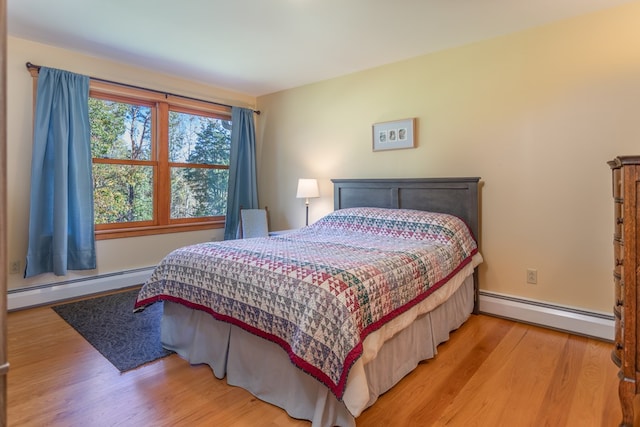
[7,267,155,311]
[8,274,615,341]
[479,290,614,341]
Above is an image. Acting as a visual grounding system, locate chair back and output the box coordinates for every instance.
[239,207,269,238]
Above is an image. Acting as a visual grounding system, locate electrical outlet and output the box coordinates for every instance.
[526,268,537,284]
[9,260,21,275]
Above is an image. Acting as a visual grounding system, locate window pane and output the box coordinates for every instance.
[89,98,152,161]
[93,164,154,224]
[169,111,231,165]
[171,167,228,218]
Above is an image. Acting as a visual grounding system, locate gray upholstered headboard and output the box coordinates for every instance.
[332,177,480,242]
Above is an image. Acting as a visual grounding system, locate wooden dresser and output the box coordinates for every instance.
[609,156,640,427]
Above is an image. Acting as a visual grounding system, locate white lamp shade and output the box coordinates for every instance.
[296,178,320,199]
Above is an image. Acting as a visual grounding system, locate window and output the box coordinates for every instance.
[89,82,232,239]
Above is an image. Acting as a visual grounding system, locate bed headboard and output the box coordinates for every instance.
[332,177,481,242]
[332,177,481,313]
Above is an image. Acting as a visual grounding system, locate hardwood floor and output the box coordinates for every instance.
[6,299,627,426]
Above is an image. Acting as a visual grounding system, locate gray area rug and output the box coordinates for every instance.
[52,289,173,372]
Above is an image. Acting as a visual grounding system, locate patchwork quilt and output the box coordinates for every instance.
[134,207,479,399]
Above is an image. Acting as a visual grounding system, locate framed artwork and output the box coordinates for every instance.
[372,118,416,151]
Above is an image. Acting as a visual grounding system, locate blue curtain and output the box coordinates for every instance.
[25,67,96,277]
[224,107,258,240]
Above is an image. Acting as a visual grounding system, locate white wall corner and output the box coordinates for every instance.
[479,291,614,341]
[7,267,155,311]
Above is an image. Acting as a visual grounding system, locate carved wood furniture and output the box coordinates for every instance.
[608,156,640,427]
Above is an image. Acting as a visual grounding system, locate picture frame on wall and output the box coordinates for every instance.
[372,118,416,151]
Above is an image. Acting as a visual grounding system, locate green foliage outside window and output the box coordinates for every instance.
[169,111,231,218]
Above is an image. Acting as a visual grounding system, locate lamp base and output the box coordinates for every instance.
[305,204,309,226]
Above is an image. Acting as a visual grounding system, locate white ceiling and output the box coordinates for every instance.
[7,0,634,97]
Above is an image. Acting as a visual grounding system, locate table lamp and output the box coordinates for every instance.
[296,178,320,226]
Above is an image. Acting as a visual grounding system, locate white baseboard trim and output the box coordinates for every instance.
[8,267,155,311]
[479,291,614,341]
[9,274,616,341]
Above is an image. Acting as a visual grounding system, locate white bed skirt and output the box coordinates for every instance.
[161,259,478,427]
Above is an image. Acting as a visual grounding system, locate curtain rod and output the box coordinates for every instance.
[25,62,260,115]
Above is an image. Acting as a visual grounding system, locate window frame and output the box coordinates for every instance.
[165,105,231,225]
[90,82,232,240]
[90,92,158,232]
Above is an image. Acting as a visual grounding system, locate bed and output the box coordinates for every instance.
[135,177,482,427]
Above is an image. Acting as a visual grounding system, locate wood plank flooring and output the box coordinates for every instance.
[6,298,628,426]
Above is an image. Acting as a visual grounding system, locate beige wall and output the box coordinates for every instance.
[6,37,256,291]
[256,3,640,313]
[7,3,640,313]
